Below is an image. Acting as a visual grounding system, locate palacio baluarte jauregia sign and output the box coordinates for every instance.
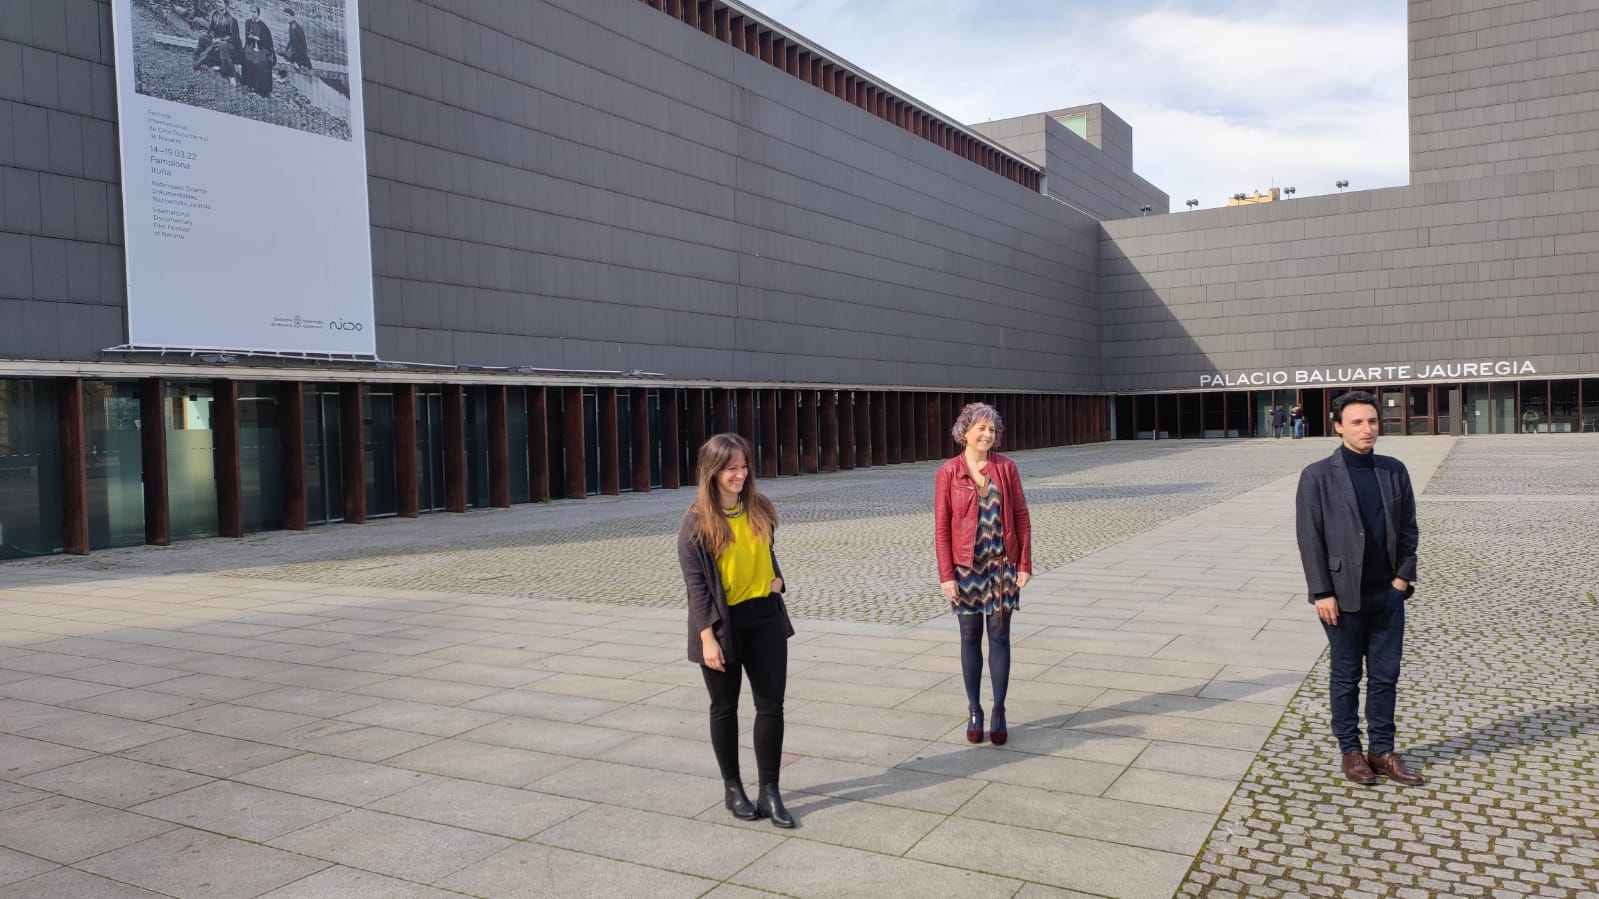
[1199,359,1539,389]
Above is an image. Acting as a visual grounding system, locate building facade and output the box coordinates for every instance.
[1,0,1595,561]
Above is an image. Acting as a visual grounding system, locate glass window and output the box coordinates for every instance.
[305,386,342,525]
[1053,112,1088,139]
[1549,380,1579,433]
[1582,380,1599,433]
[508,388,530,504]
[239,383,283,532]
[1489,383,1516,434]
[418,390,445,513]
[165,382,218,541]
[0,379,63,559]
[85,380,145,549]
[1463,383,1491,435]
[365,389,397,518]
[1406,385,1432,435]
[1520,382,1548,433]
[465,388,490,508]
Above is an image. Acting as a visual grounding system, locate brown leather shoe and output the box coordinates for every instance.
[1367,751,1424,786]
[1341,751,1377,785]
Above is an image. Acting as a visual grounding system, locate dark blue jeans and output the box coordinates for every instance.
[1322,586,1406,756]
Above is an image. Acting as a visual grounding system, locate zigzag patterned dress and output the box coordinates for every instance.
[952,479,1020,615]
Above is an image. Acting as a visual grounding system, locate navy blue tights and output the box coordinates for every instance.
[959,610,1011,712]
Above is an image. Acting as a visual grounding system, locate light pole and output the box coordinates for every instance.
[1139,204,1152,216]
[1283,186,1296,198]
[1185,198,1198,210]
[1335,179,1349,192]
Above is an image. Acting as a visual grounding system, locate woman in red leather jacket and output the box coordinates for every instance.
[934,403,1032,745]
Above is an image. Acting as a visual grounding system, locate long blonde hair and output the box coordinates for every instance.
[690,433,776,557]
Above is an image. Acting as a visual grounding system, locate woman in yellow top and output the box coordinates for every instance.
[677,433,796,827]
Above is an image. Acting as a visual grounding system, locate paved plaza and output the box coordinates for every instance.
[1,435,1596,898]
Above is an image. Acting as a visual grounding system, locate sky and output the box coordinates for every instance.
[745,0,1411,210]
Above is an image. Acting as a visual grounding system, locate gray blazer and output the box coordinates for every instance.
[1295,448,1419,612]
[677,509,793,666]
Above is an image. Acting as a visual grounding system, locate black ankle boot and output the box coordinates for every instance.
[724,779,758,820]
[755,782,795,828]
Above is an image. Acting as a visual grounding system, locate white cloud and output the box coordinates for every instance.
[748,1,1409,209]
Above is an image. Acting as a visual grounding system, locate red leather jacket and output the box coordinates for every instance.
[934,452,1032,582]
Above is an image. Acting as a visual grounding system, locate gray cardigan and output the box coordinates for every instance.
[677,509,793,666]
[1295,447,1419,612]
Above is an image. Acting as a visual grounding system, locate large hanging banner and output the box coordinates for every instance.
[110,0,374,355]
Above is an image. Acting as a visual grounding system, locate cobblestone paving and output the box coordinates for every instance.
[1181,435,1599,899]
[29,440,1339,626]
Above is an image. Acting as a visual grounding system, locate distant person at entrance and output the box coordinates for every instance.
[1272,405,1287,438]
[1522,408,1540,433]
[1295,390,1423,787]
[1291,404,1305,439]
[678,433,796,828]
[935,403,1032,746]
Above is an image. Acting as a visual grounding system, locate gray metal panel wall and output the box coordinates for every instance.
[973,113,1168,221]
[0,0,126,361]
[351,0,1103,390]
[1410,0,1599,184]
[1100,167,1599,391]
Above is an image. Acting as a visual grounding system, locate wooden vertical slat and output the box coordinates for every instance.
[759,388,778,478]
[799,390,818,474]
[886,390,901,464]
[686,388,708,481]
[599,387,620,496]
[444,385,467,512]
[340,383,366,524]
[528,386,550,502]
[57,378,89,555]
[737,388,756,445]
[488,385,511,507]
[563,386,586,499]
[140,378,169,546]
[213,379,243,537]
[394,384,419,517]
[280,382,308,530]
[661,388,681,490]
[853,389,871,469]
[712,388,730,435]
[837,391,855,470]
[779,389,799,476]
[871,390,888,466]
[819,390,838,472]
[632,387,652,492]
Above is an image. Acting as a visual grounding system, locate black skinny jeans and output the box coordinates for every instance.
[701,594,788,786]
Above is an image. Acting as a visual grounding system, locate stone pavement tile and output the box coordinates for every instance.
[421,644,548,667]
[594,733,752,781]
[0,672,32,688]
[638,684,718,712]
[64,687,214,721]
[539,805,783,879]
[785,700,956,741]
[0,786,46,814]
[785,660,950,691]
[1011,885,1103,899]
[412,661,552,687]
[0,868,171,898]
[933,723,1150,766]
[780,722,931,768]
[459,717,641,757]
[577,703,710,742]
[1153,634,1319,670]
[1103,767,1239,815]
[733,838,1020,899]
[234,686,387,717]
[233,754,433,805]
[254,666,395,693]
[117,732,302,777]
[773,756,986,815]
[898,743,1124,796]
[385,738,579,787]
[349,675,503,704]
[710,787,945,855]
[1065,709,1272,751]
[532,654,661,678]
[566,642,683,665]
[15,711,182,754]
[17,756,212,808]
[523,672,673,703]
[317,651,446,677]
[526,759,723,817]
[0,676,122,704]
[130,781,348,841]
[268,809,512,882]
[906,816,1193,899]
[368,777,591,838]
[0,847,55,888]
[254,865,464,898]
[701,886,790,899]
[789,643,918,668]
[1132,741,1258,780]
[957,782,1217,855]
[336,698,504,737]
[1036,665,1210,695]
[462,689,622,723]
[0,796,176,864]
[1082,688,1285,727]
[1194,680,1300,705]
[57,662,187,689]
[438,842,715,899]
[79,826,328,899]
[786,678,923,709]
[0,652,105,676]
[152,703,320,743]
[0,733,97,779]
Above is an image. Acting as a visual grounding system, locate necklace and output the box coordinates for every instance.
[722,501,745,519]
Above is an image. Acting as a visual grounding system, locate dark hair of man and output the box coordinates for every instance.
[1332,390,1380,423]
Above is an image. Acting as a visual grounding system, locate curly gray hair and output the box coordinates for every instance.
[951,402,1004,447]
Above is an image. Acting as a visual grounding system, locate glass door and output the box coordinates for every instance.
[417,390,445,513]
[304,387,342,525]
[365,390,397,518]
[1379,387,1404,435]
[1406,385,1432,435]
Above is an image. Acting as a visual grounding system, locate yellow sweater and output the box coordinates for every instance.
[717,512,775,606]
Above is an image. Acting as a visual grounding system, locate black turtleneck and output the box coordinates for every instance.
[1340,444,1392,595]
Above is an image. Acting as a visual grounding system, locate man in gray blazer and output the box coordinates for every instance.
[1295,390,1423,786]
